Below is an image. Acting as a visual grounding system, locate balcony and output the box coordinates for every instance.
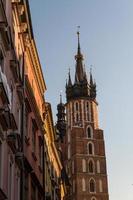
[0,106,17,131]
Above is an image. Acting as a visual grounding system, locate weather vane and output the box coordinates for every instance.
[77,26,80,35]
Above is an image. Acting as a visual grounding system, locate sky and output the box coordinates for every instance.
[29,1,133,199]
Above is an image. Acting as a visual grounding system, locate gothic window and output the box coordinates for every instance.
[86,101,91,121]
[99,180,103,192]
[91,197,97,200]
[68,144,71,159]
[82,178,86,191]
[88,160,94,173]
[74,101,80,122]
[87,126,93,138]
[72,160,74,174]
[73,179,75,193]
[97,160,100,173]
[89,178,96,193]
[88,142,94,155]
[82,159,86,172]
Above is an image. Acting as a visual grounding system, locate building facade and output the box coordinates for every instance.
[0,0,66,200]
[57,32,109,200]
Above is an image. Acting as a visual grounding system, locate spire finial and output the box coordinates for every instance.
[77,26,81,54]
[60,91,62,103]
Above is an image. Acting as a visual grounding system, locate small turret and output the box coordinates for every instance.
[56,94,66,142]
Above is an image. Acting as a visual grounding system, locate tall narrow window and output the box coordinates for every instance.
[88,142,94,155]
[82,159,86,172]
[88,160,94,173]
[82,178,86,191]
[89,179,96,193]
[86,101,90,121]
[68,144,70,159]
[74,102,80,123]
[87,126,93,138]
[97,160,100,173]
[91,197,97,200]
[99,180,103,192]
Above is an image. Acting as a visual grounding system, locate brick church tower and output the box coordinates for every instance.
[56,32,109,200]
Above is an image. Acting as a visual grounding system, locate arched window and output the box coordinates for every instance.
[87,126,93,138]
[86,101,91,121]
[88,160,94,173]
[99,180,103,192]
[82,178,86,191]
[82,159,86,172]
[89,178,96,193]
[88,142,94,155]
[91,197,97,200]
[68,145,70,159]
[74,101,80,122]
[97,160,100,173]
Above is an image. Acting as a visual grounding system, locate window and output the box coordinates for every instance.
[88,160,94,173]
[72,160,74,174]
[88,142,94,155]
[82,178,86,191]
[89,179,96,193]
[87,126,93,138]
[68,144,70,159]
[74,101,80,122]
[97,160,100,173]
[73,179,75,193]
[82,159,86,172]
[91,197,97,200]
[99,180,103,192]
[86,101,91,121]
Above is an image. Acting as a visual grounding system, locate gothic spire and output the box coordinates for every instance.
[74,30,84,83]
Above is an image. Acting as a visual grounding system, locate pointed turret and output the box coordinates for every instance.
[68,69,72,87]
[56,93,66,142]
[90,68,97,99]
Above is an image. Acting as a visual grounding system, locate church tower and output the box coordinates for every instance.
[57,32,109,200]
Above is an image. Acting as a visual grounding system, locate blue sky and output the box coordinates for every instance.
[29,1,133,199]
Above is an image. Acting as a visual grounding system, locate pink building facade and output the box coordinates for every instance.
[0,0,46,199]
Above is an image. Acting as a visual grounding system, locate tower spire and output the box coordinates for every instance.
[74,27,84,82]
